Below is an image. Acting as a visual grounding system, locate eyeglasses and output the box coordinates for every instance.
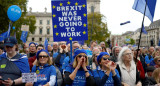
[102,57,110,60]
[124,53,132,55]
[6,46,13,48]
[78,55,87,58]
[39,55,49,58]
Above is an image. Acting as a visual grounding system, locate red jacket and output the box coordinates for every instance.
[136,60,145,79]
[28,56,36,70]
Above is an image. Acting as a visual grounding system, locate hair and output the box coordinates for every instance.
[102,47,107,52]
[36,44,44,49]
[15,44,18,51]
[152,68,160,83]
[154,56,160,64]
[73,53,89,68]
[112,46,119,56]
[152,51,160,58]
[118,47,135,66]
[36,51,52,66]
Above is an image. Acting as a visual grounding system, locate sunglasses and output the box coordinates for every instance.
[78,55,87,58]
[39,55,49,58]
[102,57,110,60]
[6,46,13,48]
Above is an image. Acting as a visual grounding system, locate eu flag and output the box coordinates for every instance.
[132,0,157,22]
[44,38,48,52]
[20,31,28,43]
[0,31,8,42]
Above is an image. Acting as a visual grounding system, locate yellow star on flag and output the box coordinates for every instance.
[55,32,59,36]
[54,25,57,28]
[83,13,86,17]
[69,37,72,40]
[75,2,78,6]
[53,5,56,9]
[83,31,86,34]
[83,23,87,27]
[67,1,71,5]
[53,14,56,17]
[60,3,63,6]
[82,4,86,8]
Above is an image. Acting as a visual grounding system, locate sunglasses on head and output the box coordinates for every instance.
[77,55,87,58]
[39,55,49,58]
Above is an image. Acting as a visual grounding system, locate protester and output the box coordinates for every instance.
[28,42,37,58]
[110,46,120,62]
[0,37,30,86]
[51,42,59,58]
[145,47,155,66]
[64,49,95,86]
[26,49,56,86]
[117,47,141,86]
[153,56,160,68]
[91,47,100,69]
[100,41,105,48]
[93,52,121,86]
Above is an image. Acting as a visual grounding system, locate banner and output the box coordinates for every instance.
[51,0,88,41]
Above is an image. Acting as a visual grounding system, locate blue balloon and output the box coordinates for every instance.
[7,5,22,22]
[12,26,15,30]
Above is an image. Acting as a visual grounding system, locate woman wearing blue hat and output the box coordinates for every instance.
[26,49,56,86]
[64,49,95,86]
[93,52,121,86]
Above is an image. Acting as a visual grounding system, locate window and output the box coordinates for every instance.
[47,38,50,41]
[39,27,43,34]
[40,20,43,25]
[39,38,42,41]
[32,38,34,41]
[47,28,50,34]
[47,20,50,25]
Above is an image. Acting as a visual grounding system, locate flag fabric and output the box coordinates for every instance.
[13,32,16,38]
[44,38,48,52]
[120,21,130,25]
[142,24,147,34]
[0,31,8,41]
[132,0,157,22]
[20,31,28,43]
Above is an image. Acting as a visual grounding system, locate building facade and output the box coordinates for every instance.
[26,0,100,45]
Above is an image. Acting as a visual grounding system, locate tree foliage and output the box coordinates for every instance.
[124,36,135,45]
[0,0,36,43]
[86,12,110,45]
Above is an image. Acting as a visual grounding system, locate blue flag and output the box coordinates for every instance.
[20,31,28,43]
[44,38,48,52]
[142,24,147,34]
[132,0,157,22]
[0,31,8,41]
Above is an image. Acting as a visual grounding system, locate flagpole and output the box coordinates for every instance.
[136,0,148,61]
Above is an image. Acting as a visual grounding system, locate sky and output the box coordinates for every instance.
[27,0,160,35]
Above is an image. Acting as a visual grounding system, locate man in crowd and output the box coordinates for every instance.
[110,46,120,62]
[145,46,155,66]
[28,42,37,58]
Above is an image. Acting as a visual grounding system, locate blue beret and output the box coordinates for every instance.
[73,49,87,59]
[29,42,36,47]
[97,52,109,64]
[36,49,50,60]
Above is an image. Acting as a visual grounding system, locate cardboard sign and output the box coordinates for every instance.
[22,73,37,83]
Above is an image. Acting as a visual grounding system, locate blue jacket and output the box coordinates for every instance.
[32,64,56,86]
[93,69,121,86]
[145,54,154,64]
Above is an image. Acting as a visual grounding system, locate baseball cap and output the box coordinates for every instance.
[4,37,17,47]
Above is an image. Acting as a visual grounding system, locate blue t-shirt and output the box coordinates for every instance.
[32,64,56,86]
[62,56,70,71]
[53,52,59,58]
[93,69,120,86]
[65,65,93,86]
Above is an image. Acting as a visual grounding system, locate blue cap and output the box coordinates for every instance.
[29,42,36,47]
[97,52,109,64]
[36,49,50,60]
[73,49,87,59]
[4,37,17,47]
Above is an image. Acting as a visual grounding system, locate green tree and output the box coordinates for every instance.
[0,0,36,43]
[86,13,110,45]
[124,36,135,45]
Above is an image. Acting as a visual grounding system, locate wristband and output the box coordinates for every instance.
[85,71,88,73]
[11,80,15,86]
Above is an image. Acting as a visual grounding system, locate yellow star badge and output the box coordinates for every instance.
[69,37,72,40]
[53,14,56,17]
[83,31,86,34]
[54,25,57,28]
[55,32,59,36]
[53,5,56,9]
[82,4,86,8]
[60,3,63,6]
[67,1,71,5]
[83,23,87,27]
[75,2,78,6]
[83,13,86,17]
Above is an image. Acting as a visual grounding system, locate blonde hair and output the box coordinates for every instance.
[73,53,89,68]
[152,68,160,83]
[36,52,52,66]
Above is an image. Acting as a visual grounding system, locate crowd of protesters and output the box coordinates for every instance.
[1,37,160,86]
